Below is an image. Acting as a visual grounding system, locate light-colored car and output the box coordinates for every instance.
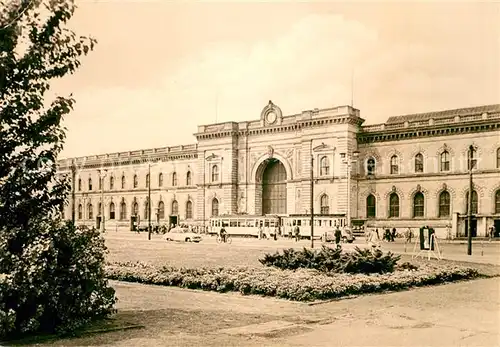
[323,227,355,243]
[163,227,202,243]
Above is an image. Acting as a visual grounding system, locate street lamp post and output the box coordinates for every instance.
[71,162,76,226]
[310,152,314,248]
[98,169,107,233]
[82,193,88,227]
[467,144,474,255]
[340,151,359,229]
[148,162,152,240]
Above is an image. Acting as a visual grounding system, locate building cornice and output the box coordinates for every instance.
[194,105,364,141]
[359,106,500,144]
[356,169,500,182]
[57,144,198,171]
[358,118,500,144]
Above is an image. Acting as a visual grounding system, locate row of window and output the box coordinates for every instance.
[364,189,500,219]
[364,147,499,176]
[76,198,222,221]
[76,165,221,191]
[311,147,500,178]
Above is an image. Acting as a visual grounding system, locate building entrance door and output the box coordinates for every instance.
[465,219,477,237]
[262,159,287,215]
[494,220,500,238]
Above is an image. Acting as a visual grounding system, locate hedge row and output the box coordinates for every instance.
[105,261,479,302]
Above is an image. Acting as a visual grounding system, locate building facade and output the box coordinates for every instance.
[57,102,500,238]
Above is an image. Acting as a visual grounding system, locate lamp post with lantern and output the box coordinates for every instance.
[98,169,107,232]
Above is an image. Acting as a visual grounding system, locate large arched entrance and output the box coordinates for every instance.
[261,159,287,215]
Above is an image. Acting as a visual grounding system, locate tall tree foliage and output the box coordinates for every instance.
[0,0,116,338]
[0,0,92,227]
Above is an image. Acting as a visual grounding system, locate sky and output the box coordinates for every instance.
[49,1,500,159]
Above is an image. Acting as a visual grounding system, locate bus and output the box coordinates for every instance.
[209,215,281,237]
[282,214,347,240]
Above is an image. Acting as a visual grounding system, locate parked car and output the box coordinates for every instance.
[323,227,356,243]
[163,226,202,243]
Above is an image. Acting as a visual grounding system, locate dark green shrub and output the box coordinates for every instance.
[259,246,401,274]
[0,221,116,339]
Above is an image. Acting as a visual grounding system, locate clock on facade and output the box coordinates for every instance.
[266,111,277,124]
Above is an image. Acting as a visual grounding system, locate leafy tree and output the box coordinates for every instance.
[0,0,116,339]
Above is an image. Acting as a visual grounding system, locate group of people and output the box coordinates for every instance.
[366,227,414,246]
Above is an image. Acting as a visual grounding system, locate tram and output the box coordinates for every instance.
[209,215,281,237]
[281,214,347,239]
[209,214,347,239]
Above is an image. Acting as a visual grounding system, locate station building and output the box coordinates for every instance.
[57,102,500,238]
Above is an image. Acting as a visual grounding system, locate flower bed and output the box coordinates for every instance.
[105,261,480,302]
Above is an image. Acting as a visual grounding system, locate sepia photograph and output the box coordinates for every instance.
[0,1,499,346]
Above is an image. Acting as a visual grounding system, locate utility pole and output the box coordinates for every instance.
[71,161,76,226]
[467,144,474,255]
[148,162,152,240]
[310,146,314,248]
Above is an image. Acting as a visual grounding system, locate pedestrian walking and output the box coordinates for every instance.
[294,225,300,242]
[335,226,342,247]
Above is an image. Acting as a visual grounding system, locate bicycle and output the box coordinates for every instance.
[216,235,232,244]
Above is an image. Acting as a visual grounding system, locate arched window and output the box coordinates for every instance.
[109,176,114,190]
[320,157,329,176]
[389,193,399,218]
[172,172,177,186]
[171,200,178,215]
[88,203,93,220]
[121,175,125,189]
[468,147,477,170]
[414,153,423,173]
[497,148,500,169]
[98,176,102,190]
[495,190,500,214]
[186,171,192,186]
[88,178,93,191]
[390,155,399,174]
[366,194,376,218]
[211,165,219,182]
[465,190,478,214]
[158,173,163,187]
[211,198,219,217]
[109,202,115,220]
[366,157,376,175]
[186,201,193,219]
[320,194,329,214]
[78,178,82,191]
[413,192,424,217]
[133,174,138,188]
[438,191,451,217]
[440,151,450,172]
[158,201,165,219]
[144,199,150,219]
[120,201,127,220]
[132,202,139,217]
[78,204,83,219]
[146,174,150,188]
